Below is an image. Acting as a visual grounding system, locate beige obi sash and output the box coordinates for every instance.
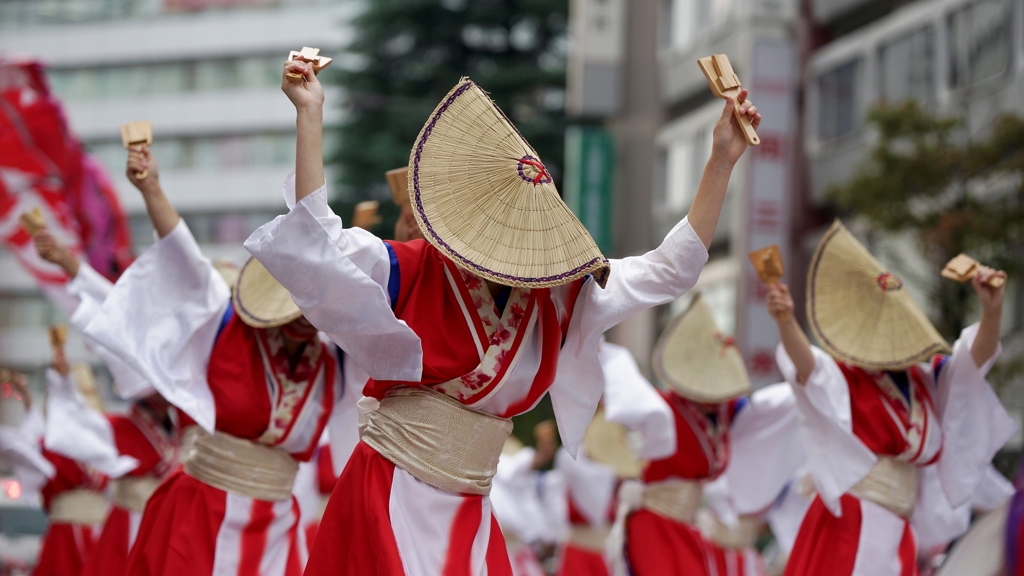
[183,431,298,502]
[568,525,612,553]
[641,479,703,524]
[698,511,762,550]
[362,387,513,496]
[50,489,108,525]
[114,476,162,513]
[850,456,919,519]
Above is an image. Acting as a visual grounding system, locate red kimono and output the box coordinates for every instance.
[34,449,108,576]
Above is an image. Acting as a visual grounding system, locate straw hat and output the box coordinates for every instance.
[232,257,302,328]
[409,78,610,289]
[807,220,949,370]
[652,293,752,402]
[212,260,240,294]
[583,407,643,479]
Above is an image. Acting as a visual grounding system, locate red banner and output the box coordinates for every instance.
[0,58,133,286]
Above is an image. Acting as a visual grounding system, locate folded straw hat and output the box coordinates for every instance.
[232,257,303,328]
[652,293,752,402]
[583,407,643,479]
[807,220,949,370]
[409,78,610,288]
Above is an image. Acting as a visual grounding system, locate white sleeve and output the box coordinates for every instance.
[555,447,617,529]
[327,350,368,473]
[244,177,422,382]
[0,407,55,500]
[932,322,1017,509]
[68,263,155,401]
[548,217,707,457]
[83,220,228,432]
[599,341,676,460]
[42,368,138,478]
[724,383,805,515]
[776,344,876,517]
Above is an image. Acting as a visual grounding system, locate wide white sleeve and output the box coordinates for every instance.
[244,177,422,382]
[0,408,55,502]
[327,351,368,474]
[490,448,557,543]
[932,323,1017,509]
[42,368,138,478]
[555,447,617,529]
[83,220,229,432]
[776,344,876,516]
[68,263,154,401]
[764,477,813,555]
[549,217,708,456]
[723,383,805,516]
[599,341,676,460]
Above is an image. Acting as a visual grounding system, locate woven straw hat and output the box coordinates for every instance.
[409,78,610,288]
[583,407,643,479]
[652,293,752,402]
[232,257,302,328]
[807,220,949,370]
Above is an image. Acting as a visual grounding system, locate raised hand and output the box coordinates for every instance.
[972,265,1007,316]
[970,265,1007,368]
[126,146,160,195]
[34,229,79,278]
[766,282,795,324]
[712,89,761,167]
[282,61,325,111]
[51,346,70,377]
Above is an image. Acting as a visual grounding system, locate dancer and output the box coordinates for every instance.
[610,294,802,576]
[766,220,1015,576]
[33,227,184,576]
[243,61,759,575]
[81,143,364,576]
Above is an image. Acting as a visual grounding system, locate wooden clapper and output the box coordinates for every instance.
[941,254,1005,288]
[19,207,45,237]
[286,47,333,81]
[120,120,153,179]
[698,54,760,146]
[749,245,789,320]
[386,167,409,207]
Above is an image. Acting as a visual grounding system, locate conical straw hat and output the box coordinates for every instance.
[409,78,610,288]
[583,407,643,479]
[233,257,302,328]
[807,220,949,370]
[652,293,752,402]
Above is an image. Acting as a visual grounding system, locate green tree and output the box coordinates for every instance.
[331,0,570,237]
[829,101,1024,337]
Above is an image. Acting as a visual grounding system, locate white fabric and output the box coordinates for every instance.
[972,465,1014,512]
[83,221,228,432]
[851,497,909,576]
[934,501,1007,576]
[67,262,154,400]
[388,467,495,576]
[0,407,54,505]
[776,323,1016,547]
[554,447,617,528]
[212,491,306,576]
[599,341,675,460]
[491,447,560,545]
[763,479,812,555]
[327,360,367,472]
[245,177,708,456]
[43,368,138,478]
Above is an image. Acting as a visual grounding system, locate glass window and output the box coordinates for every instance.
[879,26,934,105]
[142,62,191,95]
[818,59,860,141]
[948,0,1012,87]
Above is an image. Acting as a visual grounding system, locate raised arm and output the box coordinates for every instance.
[282,60,326,204]
[969,265,1006,368]
[688,90,760,248]
[127,147,179,238]
[767,282,815,384]
[34,229,80,278]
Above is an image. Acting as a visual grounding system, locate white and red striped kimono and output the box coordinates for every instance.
[554,447,617,576]
[242,174,710,576]
[34,447,108,576]
[490,446,561,576]
[776,323,1016,576]
[81,221,364,576]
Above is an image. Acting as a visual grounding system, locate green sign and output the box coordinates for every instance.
[563,125,615,254]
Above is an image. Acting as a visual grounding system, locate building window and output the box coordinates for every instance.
[817,59,860,142]
[947,0,1012,88]
[878,26,934,105]
[85,132,295,173]
[669,0,732,51]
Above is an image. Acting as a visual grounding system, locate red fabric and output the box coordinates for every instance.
[557,544,610,576]
[39,448,106,511]
[108,415,163,476]
[81,506,131,576]
[840,364,938,461]
[783,494,867,576]
[207,315,273,441]
[33,523,97,576]
[624,510,713,576]
[0,59,133,287]
[707,545,764,576]
[443,497,484,576]
[304,442,405,575]
[124,471,227,576]
[316,444,338,494]
[642,391,734,483]
[484,514,514,576]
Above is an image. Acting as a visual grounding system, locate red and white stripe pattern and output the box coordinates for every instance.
[212,493,306,576]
